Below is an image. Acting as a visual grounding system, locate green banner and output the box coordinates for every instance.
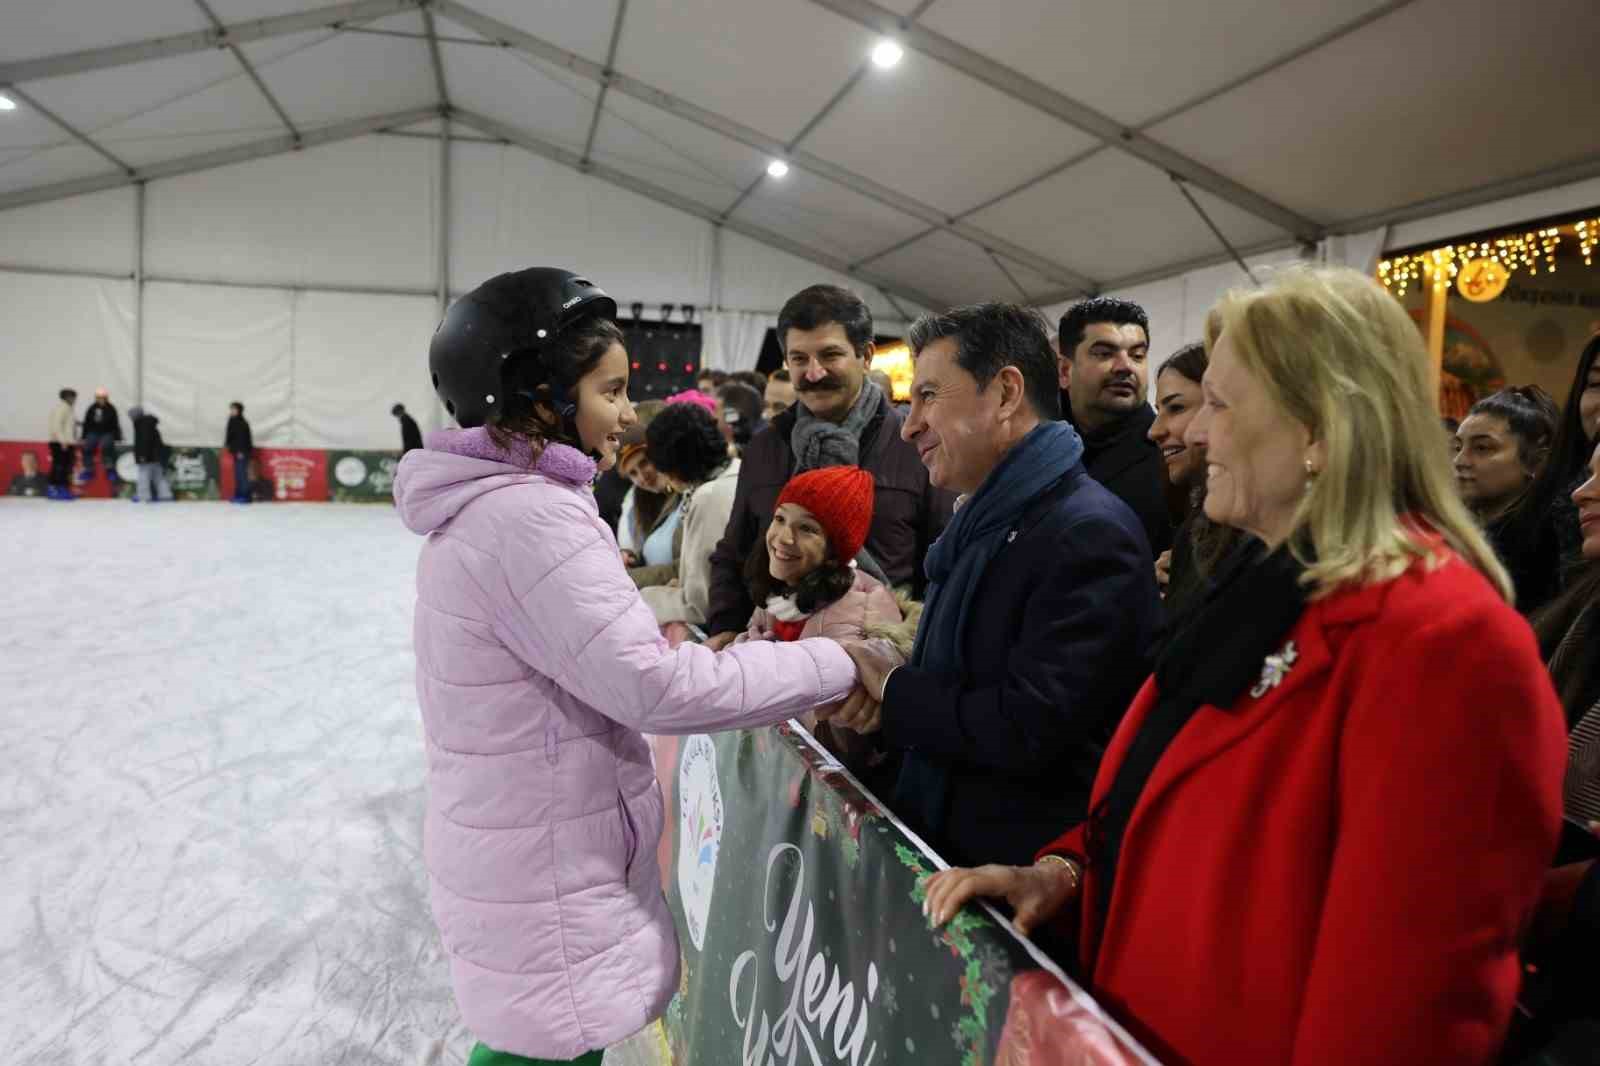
[646,725,1155,1066]
[327,450,399,503]
[112,446,220,500]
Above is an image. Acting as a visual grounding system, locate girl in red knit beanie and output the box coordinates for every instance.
[736,466,911,772]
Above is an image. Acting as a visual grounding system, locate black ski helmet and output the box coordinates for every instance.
[429,268,618,429]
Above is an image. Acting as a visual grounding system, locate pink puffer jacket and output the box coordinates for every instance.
[393,429,856,1060]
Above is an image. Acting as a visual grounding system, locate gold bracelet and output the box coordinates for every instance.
[1036,854,1082,891]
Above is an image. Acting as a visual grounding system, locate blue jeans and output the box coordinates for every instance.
[81,434,117,480]
[232,453,251,500]
[136,461,173,501]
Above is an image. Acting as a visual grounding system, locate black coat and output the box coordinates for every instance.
[1063,399,1172,557]
[82,401,121,440]
[225,414,253,455]
[883,465,1163,869]
[706,390,956,636]
[398,413,423,454]
[132,413,167,464]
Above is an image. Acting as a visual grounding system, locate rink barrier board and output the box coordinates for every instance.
[3,440,382,503]
[645,723,1161,1066]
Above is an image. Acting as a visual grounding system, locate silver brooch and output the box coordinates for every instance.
[1250,641,1299,698]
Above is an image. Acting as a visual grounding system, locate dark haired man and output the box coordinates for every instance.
[703,284,954,648]
[762,368,796,422]
[828,302,1160,868]
[225,402,253,504]
[392,403,424,455]
[1058,297,1172,556]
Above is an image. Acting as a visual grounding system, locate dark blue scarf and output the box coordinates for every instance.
[912,420,1085,672]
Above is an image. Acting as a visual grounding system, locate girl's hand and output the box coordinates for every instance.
[1154,550,1172,591]
[923,860,1081,938]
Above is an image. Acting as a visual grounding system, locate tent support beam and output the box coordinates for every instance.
[579,0,629,167]
[433,0,1095,295]
[135,182,146,405]
[192,0,303,143]
[1171,174,1259,285]
[452,108,945,311]
[421,4,452,112]
[4,86,134,175]
[0,0,419,85]
[806,0,1321,244]
[0,106,442,212]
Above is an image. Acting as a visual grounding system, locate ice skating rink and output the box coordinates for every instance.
[1,499,657,1066]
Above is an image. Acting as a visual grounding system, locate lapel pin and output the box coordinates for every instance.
[1250,641,1300,699]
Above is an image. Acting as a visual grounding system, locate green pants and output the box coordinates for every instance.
[467,1042,603,1066]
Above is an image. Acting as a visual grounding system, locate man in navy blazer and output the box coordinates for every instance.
[827,303,1162,869]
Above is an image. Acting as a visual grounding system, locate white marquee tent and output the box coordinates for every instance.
[3,0,1598,450]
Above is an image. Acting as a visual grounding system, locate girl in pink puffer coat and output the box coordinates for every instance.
[394,269,859,1066]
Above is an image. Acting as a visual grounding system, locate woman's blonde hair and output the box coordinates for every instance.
[1205,265,1511,601]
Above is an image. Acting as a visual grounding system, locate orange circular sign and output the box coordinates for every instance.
[1456,257,1509,302]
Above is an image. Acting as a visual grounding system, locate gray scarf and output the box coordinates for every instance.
[790,378,883,472]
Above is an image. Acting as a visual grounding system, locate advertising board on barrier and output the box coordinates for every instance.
[327,450,399,503]
[254,449,329,502]
[643,726,1157,1066]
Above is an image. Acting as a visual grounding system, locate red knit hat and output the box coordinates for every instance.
[775,466,875,564]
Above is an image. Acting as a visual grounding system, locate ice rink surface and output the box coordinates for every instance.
[1,499,657,1066]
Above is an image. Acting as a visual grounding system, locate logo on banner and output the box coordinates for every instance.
[334,456,368,487]
[267,455,315,500]
[729,843,881,1066]
[677,735,723,951]
[115,452,139,482]
[171,452,210,490]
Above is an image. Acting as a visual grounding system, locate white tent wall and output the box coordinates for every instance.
[0,272,135,439]
[144,136,438,292]
[0,187,135,275]
[448,139,715,311]
[0,130,935,445]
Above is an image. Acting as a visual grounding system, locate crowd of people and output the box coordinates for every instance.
[389,264,1600,1066]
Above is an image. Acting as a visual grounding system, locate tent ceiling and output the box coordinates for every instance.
[0,0,1595,309]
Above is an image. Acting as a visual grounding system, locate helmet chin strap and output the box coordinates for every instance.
[516,385,604,462]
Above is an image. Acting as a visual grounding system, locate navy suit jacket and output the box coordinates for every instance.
[884,464,1162,868]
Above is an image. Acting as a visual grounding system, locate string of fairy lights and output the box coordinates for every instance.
[1377,226,1581,297]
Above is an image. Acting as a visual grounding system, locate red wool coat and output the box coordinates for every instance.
[1040,549,1566,1066]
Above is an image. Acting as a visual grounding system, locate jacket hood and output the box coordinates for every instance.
[393,428,596,536]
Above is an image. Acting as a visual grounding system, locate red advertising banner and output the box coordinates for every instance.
[0,438,122,498]
[225,448,330,502]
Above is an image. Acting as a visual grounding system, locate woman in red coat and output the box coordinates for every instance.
[922,266,1568,1066]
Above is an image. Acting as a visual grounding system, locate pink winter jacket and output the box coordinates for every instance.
[393,429,856,1060]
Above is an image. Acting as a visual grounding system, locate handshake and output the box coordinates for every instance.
[814,638,901,735]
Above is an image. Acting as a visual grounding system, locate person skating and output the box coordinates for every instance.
[392,267,863,1066]
[392,402,423,455]
[224,402,253,503]
[78,387,122,486]
[47,388,77,501]
[129,406,175,503]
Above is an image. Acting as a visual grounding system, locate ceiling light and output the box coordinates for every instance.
[766,159,790,179]
[871,39,903,69]
[0,94,16,112]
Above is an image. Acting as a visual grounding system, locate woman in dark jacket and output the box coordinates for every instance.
[1513,440,1600,1062]
[1501,334,1600,614]
[920,267,1566,1066]
[1453,386,1561,613]
[1146,342,1238,620]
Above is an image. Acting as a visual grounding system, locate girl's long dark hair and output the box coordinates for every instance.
[488,314,624,461]
[1505,333,1600,543]
[744,535,855,616]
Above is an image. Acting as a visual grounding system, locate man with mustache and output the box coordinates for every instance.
[1058,298,1173,557]
[702,285,954,650]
